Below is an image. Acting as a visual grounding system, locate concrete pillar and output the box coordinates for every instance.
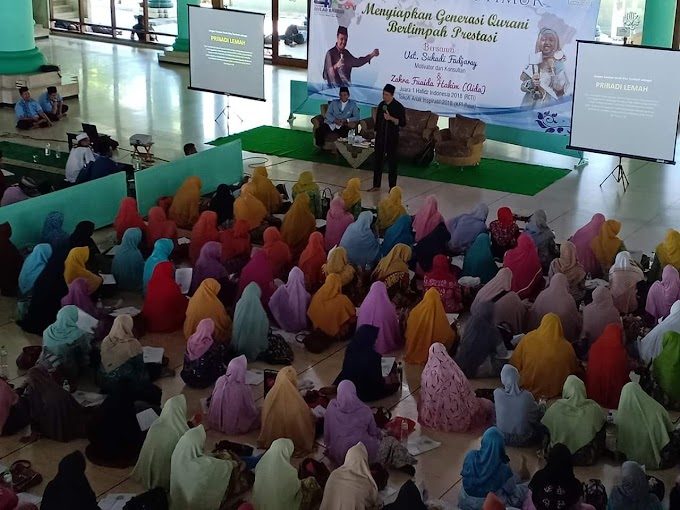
[172,0,200,52]
[0,0,46,74]
[642,0,677,48]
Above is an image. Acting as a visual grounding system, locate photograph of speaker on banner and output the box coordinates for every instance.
[520,27,571,108]
[323,25,380,87]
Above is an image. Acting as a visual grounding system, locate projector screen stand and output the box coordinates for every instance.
[599,156,629,191]
[215,95,243,136]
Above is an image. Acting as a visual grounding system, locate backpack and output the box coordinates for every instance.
[583,479,608,510]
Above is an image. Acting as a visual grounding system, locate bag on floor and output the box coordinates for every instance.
[320,188,333,219]
[298,458,331,488]
[123,487,168,510]
[10,460,42,493]
[257,331,294,365]
[296,329,335,354]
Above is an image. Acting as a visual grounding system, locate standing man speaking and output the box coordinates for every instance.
[370,84,406,191]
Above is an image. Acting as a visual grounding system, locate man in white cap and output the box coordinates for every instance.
[65,133,96,183]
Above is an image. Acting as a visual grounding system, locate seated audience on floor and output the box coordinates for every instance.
[413,194,444,242]
[237,250,277,307]
[471,267,526,334]
[638,300,680,362]
[525,209,559,274]
[341,177,363,219]
[0,222,21,297]
[581,286,621,346]
[190,241,228,295]
[372,243,412,300]
[189,211,220,264]
[37,305,92,379]
[528,273,582,343]
[314,86,360,148]
[65,133,96,183]
[646,264,680,324]
[356,281,402,354]
[504,233,545,300]
[181,318,228,389]
[184,278,232,343]
[424,254,462,313]
[322,246,356,287]
[455,302,507,378]
[585,324,631,409]
[651,228,680,281]
[494,365,544,447]
[292,171,321,219]
[489,207,520,258]
[15,86,51,129]
[96,314,149,393]
[570,213,606,278]
[307,273,356,339]
[169,176,202,227]
[113,197,146,243]
[64,246,102,294]
[462,232,499,284]
[142,238,174,293]
[209,183,235,225]
[651,331,680,408]
[377,186,406,231]
[405,288,456,365]
[325,196,354,251]
[446,203,489,255]
[269,266,311,333]
[263,226,292,277]
[282,193,316,260]
[146,206,177,250]
[253,438,311,510]
[39,86,69,121]
[413,221,450,273]
[232,282,270,362]
[591,219,625,275]
[299,232,326,289]
[41,451,98,510]
[548,241,587,302]
[142,261,188,333]
[111,227,145,291]
[608,461,664,510]
[16,242,52,318]
[609,251,645,314]
[251,166,283,214]
[0,176,40,206]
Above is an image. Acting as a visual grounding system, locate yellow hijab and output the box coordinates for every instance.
[404,288,455,365]
[590,219,622,267]
[292,171,319,195]
[656,229,680,269]
[281,193,316,258]
[377,186,407,230]
[341,178,362,209]
[168,176,202,227]
[307,273,356,336]
[64,246,102,294]
[372,243,411,281]
[234,182,268,230]
[184,278,232,343]
[322,247,356,286]
[252,167,282,213]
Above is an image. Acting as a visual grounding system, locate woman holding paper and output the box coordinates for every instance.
[96,314,149,393]
[37,305,92,379]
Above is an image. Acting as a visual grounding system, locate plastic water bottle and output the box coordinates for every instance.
[44,143,51,156]
[2,470,11,485]
[55,146,61,159]
[400,420,409,443]
[0,346,7,379]
[62,379,70,393]
[397,362,403,384]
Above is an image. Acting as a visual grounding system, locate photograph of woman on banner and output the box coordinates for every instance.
[323,26,380,87]
[520,27,571,108]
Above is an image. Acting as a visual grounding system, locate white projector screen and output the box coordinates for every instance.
[569,41,680,163]
[188,6,265,101]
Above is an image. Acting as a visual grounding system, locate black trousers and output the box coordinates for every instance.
[315,123,348,147]
[45,104,69,121]
[373,135,399,189]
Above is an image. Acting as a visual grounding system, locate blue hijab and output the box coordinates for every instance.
[461,233,499,284]
[461,427,513,497]
[381,214,414,257]
[446,203,489,254]
[112,228,145,291]
[339,211,380,268]
[232,282,269,361]
[19,243,52,294]
[41,211,70,250]
[143,238,174,293]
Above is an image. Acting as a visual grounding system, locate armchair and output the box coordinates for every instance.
[434,115,486,167]
[311,103,359,153]
[359,107,439,160]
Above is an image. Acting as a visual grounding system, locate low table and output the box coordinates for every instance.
[334,140,374,169]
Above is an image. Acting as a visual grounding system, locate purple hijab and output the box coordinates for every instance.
[569,213,605,276]
[207,355,260,435]
[446,203,489,254]
[323,380,380,465]
[186,318,215,361]
[190,242,228,294]
[357,281,402,354]
[646,265,680,321]
[61,278,97,316]
[269,266,311,332]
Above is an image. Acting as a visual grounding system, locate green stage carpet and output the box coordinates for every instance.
[209,126,570,196]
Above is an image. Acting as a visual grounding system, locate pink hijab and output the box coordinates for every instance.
[0,379,17,434]
[269,266,311,333]
[238,250,276,307]
[646,265,680,321]
[528,273,582,342]
[186,318,215,361]
[503,234,543,298]
[413,195,444,242]
[357,282,402,354]
[325,196,354,252]
[582,287,621,343]
[569,213,605,276]
[61,278,97,317]
[207,355,260,435]
[418,343,493,433]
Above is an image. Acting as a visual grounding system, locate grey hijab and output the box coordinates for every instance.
[525,209,554,246]
[454,302,501,378]
[493,364,539,437]
[609,461,660,510]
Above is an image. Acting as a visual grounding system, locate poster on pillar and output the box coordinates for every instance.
[307,0,601,134]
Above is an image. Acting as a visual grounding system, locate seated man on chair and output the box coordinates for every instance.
[315,86,359,148]
[39,86,69,121]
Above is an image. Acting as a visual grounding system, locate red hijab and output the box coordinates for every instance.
[143,261,188,333]
[146,206,177,249]
[238,250,276,308]
[503,233,543,299]
[586,323,630,409]
[497,207,514,226]
[425,254,456,281]
[220,219,251,262]
[262,227,292,277]
[190,211,220,264]
[113,198,147,243]
[299,232,326,288]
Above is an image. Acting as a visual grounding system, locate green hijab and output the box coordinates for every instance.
[169,425,234,510]
[253,438,301,510]
[232,282,270,361]
[617,382,674,469]
[43,305,87,355]
[542,375,606,453]
[652,332,680,401]
[132,394,189,491]
[461,233,499,284]
[111,227,145,291]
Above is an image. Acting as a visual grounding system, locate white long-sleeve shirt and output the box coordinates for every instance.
[65,146,96,183]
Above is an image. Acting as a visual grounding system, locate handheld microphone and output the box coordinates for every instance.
[382,105,388,112]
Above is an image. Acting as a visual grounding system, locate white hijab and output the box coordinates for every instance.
[610,251,644,276]
[638,300,680,362]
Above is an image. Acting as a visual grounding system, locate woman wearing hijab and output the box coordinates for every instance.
[325,196,354,251]
[37,305,92,379]
[252,166,283,213]
[269,267,311,333]
[586,324,630,409]
[341,177,362,218]
[447,203,489,255]
[181,318,227,388]
[292,171,321,219]
[189,211,220,264]
[591,219,625,274]
[113,197,146,243]
[456,302,508,378]
[170,425,236,510]
[0,223,21,297]
[334,325,399,402]
[609,461,663,510]
[357,281,402,354]
[405,288,456,365]
[41,211,70,249]
[323,247,356,287]
[220,219,251,269]
[61,278,97,316]
[525,444,587,510]
[646,265,680,323]
[489,207,520,258]
[639,300,680,362]
[64,246,102,294]
[424,255,463,313]
[382,214,414,257]
[209,183,235,225]
[549,241,587,302]
[208,355,260,435]
[69,220,98,254]
[419,343,494,433]
[237,250,277,307]
[143,238,174,293]
[97,314,148,393]
[299,232,326,289]
[413,222,451,273]
[581,286,621,345]
[253,438,308,510]
[233,282,270,361]
[133,395,189,491]
[610,251,645,314]
[143,261,188,333]
[146,206,178,250]
[372,243,411,298]
[616,382,677,469]
[258,367,316,454]
[263,226,293,277]
[462,233,499,284]
[510,314,580,398]
[234,181,269,233]
[384,481,427,510]
[281,193,316,260]
[528,273,582,343]
[16,243,52,320]
[458,427,528,510]
[377,186,407,231]
[168,176,202,227]
[542,376,606,466]
[504,233,545,300]
[320,443,381,510]
[652,331,680,407]
[184,278,232,342]
[340,211,380,268]
[41,451,98,510]
[190,241,228,295]
[111,227,145,291]
[413,195,444,242]
[570,213,606,278]
[471,268,526,334]
[651,228,680,281]
[494,365,544,447]
[525,210,558,274]
[308,273,356,338]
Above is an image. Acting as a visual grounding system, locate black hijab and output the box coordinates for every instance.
[70,220,100,257]
[42,451,99,510]
[413,222,450,272]
[529,443,583,510]
[209,184,235,224]
[0,222,21,297]
[384,480,427,510]
[455,302,503,378]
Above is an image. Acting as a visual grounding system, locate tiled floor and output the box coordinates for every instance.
[1,36,679,507]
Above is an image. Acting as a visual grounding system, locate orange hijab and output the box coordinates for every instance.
[234,182,267,230]
[404,288,455,365]
[169,176,202,227]
[307,273,355,337]
[183,278,232,343]
[263,227,292,276]
[281,193,316,259]
[64,246,103,294]
[590,219,622,267]
[252,167,282,213]
[299,232,326,288]
[189,211,220,264]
